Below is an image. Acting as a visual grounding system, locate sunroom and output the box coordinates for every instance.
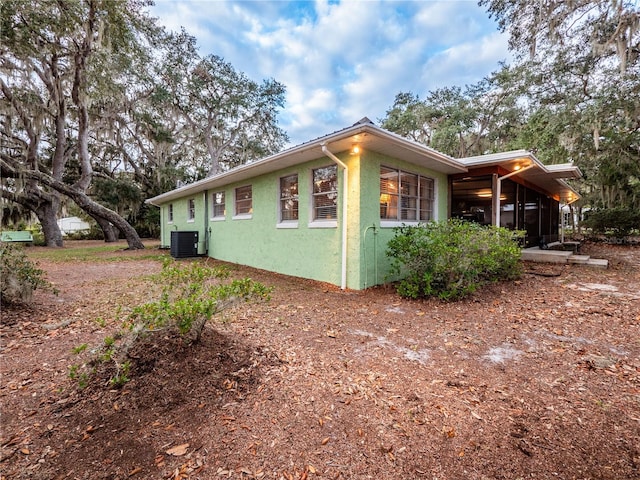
[452,151,581,247]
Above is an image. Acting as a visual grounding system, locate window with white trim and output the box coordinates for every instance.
[235,185,252,216]
[380,166,434,222]
[279,174,298,222]
[168,203,174,223]
[312,165,338,220]
[212,191,225,218]
[187,198,195,221]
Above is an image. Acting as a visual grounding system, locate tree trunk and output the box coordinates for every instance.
[67,192,144,249]
[0,186,64,247]
[575,205,582,235]
[92,215,119,243]
[204,134,221,177]
[1,162,145,250]
[34,200,64,247]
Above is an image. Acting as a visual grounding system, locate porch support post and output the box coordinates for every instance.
[492,174,499,226]
[494,164,537,228]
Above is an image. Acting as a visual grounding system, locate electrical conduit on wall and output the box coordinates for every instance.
[363,224,378,288]
[321,143,348,290]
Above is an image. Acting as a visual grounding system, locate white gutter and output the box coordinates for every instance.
[321,142,348,290]
[494,163,536,228]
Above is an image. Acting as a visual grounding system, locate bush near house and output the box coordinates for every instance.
[0,242,55,305]
[386,219,524,300]
[582,207,640,238]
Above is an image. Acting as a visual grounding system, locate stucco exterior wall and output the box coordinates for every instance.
[206,158,344,286]
[160,193,207,254]
[356,151,449,288]
[157,148,450,290]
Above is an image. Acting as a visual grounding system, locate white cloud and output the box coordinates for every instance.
[148,0,510,146]
[421,31,510,90]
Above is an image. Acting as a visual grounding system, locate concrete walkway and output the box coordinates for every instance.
[521,247,608,268]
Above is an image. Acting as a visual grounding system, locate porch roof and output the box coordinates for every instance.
[458,150,582,204]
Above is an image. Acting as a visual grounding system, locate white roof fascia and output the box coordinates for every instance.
[458,149,533,166]
[459,150,582,178]
[545,163,582,178]
[147,122,466,206]
[362,125,466,172]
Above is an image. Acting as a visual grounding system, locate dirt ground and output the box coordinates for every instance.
[1,240,639,480]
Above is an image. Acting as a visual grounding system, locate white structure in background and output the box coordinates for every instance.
[57,216,91,236]
[561,205,590,227]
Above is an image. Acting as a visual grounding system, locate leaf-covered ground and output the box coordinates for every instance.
[1,241,639,480]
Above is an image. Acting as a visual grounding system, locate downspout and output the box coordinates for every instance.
[203,191,209,255]
[321,142,348,290]
[494,163,536,228]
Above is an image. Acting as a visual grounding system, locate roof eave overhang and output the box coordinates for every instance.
[458,150,582,204]
[147,123,467,206]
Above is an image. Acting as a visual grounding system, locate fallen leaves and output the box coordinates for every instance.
[2,243,640,480]
[166,443,189,456]
[216,466,266,478]
[128,466,143,476]
[442,426,457,438]
[166,455,205,479]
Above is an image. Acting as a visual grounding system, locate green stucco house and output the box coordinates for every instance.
[147,118,581,290]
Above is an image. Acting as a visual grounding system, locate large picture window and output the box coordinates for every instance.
[235,185,252,216]
[380,166,434,222]
[280,174,299,222]
[312,165,338,220]
[212,191,225,218]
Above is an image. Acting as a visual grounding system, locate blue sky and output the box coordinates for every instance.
[148,0,511,146]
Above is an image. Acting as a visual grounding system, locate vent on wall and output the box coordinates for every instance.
[170,231,198,258]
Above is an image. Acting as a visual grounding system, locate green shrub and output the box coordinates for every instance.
[68,259,272,390]
[386,220,524,300]
[582,208,640,237]
[126,260,272,343]
[0,242,56,305]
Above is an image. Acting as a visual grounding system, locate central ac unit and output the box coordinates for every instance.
[170,231,198,258]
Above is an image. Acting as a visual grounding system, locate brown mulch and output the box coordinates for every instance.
[1,240,639,480]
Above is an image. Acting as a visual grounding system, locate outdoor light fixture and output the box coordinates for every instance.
[477,189,505,200]
[351,144,360,154]
[513,161,532,172]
